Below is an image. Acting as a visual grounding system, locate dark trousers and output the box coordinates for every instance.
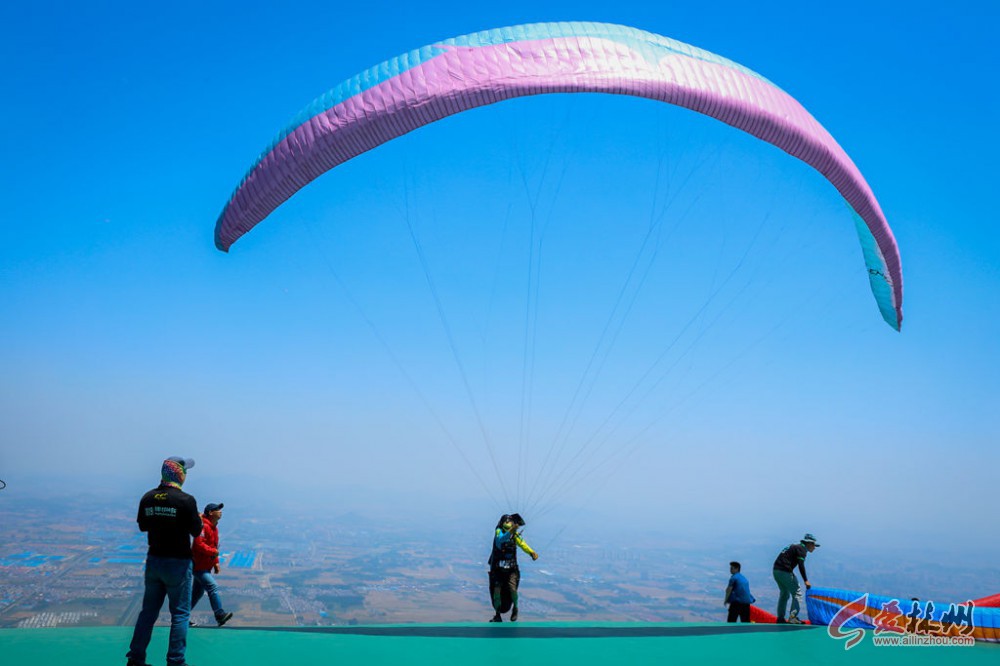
[489,568,520,613]
[727,601,751,623]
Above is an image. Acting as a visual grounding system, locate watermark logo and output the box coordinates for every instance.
[826,594,976,649]
[826,593,869,650]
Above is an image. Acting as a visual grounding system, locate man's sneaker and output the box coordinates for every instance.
[188,619,199,627]
[775,617,787,624]
[787,616,805,625]
[489,614,502,623]
[216,612,234,627]
[510,607,518,622]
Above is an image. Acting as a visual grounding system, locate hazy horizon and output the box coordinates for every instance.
[1,478,997,622]
[2,0,998,603]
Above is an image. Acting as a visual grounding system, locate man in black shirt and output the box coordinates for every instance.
[772,533,819,624]
[126,456,202,666]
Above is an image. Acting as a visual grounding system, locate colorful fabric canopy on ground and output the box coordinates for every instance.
[972,593,1000,608]
[807,587,1000,643]
[749,604,811,624]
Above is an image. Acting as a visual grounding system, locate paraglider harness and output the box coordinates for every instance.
[488,513,525,571]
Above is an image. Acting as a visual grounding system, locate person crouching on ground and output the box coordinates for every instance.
[724,561,755,622]
[772,533,819,624]
[488,513,539,623]
[190,502,233,627]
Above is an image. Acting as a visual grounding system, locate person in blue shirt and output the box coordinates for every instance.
[724,561,756,622]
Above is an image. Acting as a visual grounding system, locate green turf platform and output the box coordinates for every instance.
[1,624,996,665]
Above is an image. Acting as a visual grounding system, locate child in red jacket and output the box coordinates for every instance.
[191,502,233,626]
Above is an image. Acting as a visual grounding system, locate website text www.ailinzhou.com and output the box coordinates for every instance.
[871,634,975,647]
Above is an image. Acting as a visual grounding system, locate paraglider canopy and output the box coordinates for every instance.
[215,21,903,330]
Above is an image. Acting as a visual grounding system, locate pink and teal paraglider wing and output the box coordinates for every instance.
[215,22,902,330]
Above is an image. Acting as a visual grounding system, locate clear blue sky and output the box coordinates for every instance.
[2,1,998,553]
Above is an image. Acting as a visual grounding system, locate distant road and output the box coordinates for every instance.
[117,590,142,626]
